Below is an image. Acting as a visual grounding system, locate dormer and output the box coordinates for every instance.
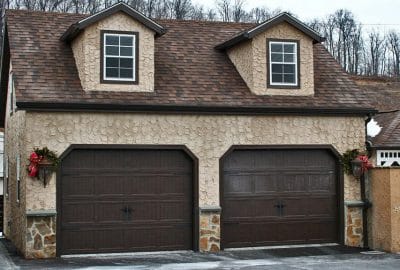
[216,13,324,96]
[61,3,166,92]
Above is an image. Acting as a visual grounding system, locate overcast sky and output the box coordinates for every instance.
[192,0,400,31]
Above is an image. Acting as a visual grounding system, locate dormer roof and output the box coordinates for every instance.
[216,12,325,50]
[60,2,166,42]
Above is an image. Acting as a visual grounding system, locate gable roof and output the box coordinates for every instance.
[216,12,325,50]
[60,2,166,42]
[353,77,400,148]
[0,9,376,127]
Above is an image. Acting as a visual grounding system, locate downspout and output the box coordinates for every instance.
[362,114,374,248]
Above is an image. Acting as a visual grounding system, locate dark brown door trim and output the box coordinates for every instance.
[219,144,344,250]
[56,144,199,256]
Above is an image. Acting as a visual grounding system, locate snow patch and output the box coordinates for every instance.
[367,118,382,138]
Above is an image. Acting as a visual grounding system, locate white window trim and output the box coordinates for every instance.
[377,150,400,167]
[269,41,298,87]
[103,33,136,82]
[9,71,15,114]
[16,155,20,203]
[5,156,8,197]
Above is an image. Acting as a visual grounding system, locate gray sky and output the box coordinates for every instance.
[192,0,400,31]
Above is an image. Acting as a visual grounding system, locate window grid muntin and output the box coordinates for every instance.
[269,41,298,86]
[103,33,136,81]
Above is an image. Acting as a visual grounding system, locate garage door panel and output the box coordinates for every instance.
[309,174,335,192]
[222,149,338,248]
[62,176,95,196]
[254,175,279,193]
[63,203,95,224]
[96,202,127,223]
[95,230,125,251]
[62,230,96,253]
[279,174,308,192]
[60,148,194,255]
[306,197,337,216]
[224,175,253,194]
[306,221,337,241]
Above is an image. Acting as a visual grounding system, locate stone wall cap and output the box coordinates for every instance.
[26,209,57,217]
[199,206,221,213]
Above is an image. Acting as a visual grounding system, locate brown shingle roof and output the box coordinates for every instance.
[3,9,375,116]
[353,77,400,147]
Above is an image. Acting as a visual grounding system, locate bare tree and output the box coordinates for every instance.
[368,31,385,76]
[216,0,230,22]
[170,0,191,19]
[231,0,245,22]
[388,31,400,76]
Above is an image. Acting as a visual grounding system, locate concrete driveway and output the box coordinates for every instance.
[1,239,400,270]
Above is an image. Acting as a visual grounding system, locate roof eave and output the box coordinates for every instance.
[16,101,377,116]
[371,145,400,149]
[215,12,325,51]
[60,2,166,42]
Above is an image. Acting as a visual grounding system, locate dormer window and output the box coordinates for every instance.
[268,40,299,88]
[101,31,138,83]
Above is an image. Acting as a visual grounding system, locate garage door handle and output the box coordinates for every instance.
[121,206,133,214]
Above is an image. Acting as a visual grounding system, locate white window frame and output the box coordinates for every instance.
[5,156,8,198]
[102,32,137,82]
[269,41,298,87]
[16,155,20,203]
[9,71,15,114]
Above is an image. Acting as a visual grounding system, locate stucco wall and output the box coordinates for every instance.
[24,112,364,210]
[227,22,314,96]
[370,168,400,252]
[3,61,28,255]
[71,12,155,92]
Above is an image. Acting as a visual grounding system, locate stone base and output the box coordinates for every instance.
[346,207,363,247]
[199,208,220,252]
[26,216,56,259]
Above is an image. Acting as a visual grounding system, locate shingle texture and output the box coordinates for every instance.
[353,77,400,147]
[5,9,374,111]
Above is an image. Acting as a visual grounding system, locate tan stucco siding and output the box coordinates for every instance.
[3,62,28,254]
[227,40,253,89]
[227,22,314,96]
[71,12,155,92]
[370,168,400,252]
[24,112,364,210]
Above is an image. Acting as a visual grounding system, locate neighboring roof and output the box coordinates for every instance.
[216,12,325,50]
[60,2,166,42]
[353,76,400,148]
[0,9,376,127]
[371,111,400,148]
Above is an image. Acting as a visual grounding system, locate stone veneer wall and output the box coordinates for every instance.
[3,63,28,256]
[72,12,155,92]
[26,216,56,258]
[200,210,221,252]
[228,22,314,96]
[9,111,366,257]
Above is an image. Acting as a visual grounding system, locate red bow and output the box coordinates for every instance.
[357,155,373,173]
[28,152,43,177]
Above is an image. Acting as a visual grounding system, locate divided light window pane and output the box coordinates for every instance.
[104,33,136,81]
[269,41,297,86]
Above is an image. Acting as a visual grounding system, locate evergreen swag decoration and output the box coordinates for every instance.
[341,149,361,175]
[27,147,60,178]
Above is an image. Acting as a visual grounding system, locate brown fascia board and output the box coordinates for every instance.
[16,101,377,116]
[0,24,10,128]
[60,2,166,42]
[370,145,400,149]
[215,12,325,51]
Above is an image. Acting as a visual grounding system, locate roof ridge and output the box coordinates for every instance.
[5,8,257,27]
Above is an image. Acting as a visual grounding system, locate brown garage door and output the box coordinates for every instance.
[222,148,338,248]
[59,148,194,255]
